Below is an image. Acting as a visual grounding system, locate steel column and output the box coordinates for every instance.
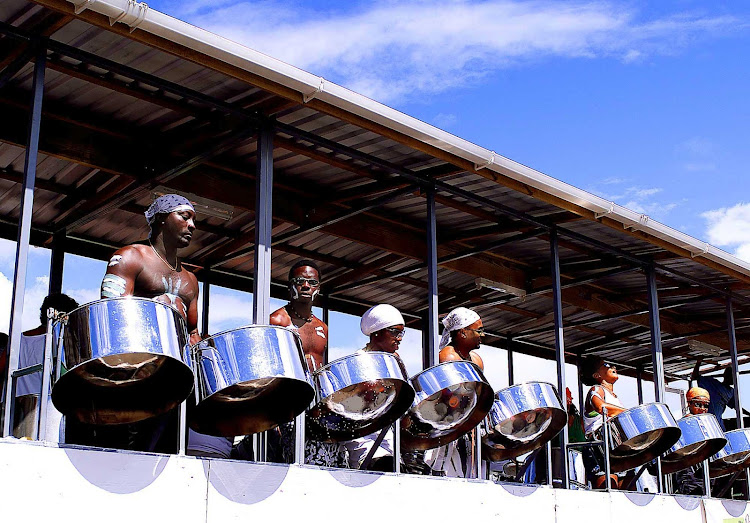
[2,46,46,437]
[507,338,514,386]
[425,184,439,369]
[646,265,665,492]
[252,121,274,324]
[727,297,744,429]
[636,366,644,404]
[48,231,65,295]
[550,228,569,488]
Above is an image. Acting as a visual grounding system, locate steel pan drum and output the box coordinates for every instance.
[709,428,750,478]
[307,351,414,442]
[400,361,493,451]
[661,414,726,474]
[482,381,566,461]
[190,325,314,436]
[600,402,681,473]
[51,298,193,424]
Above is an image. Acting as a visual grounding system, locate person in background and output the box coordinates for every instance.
[672,386,712,495]
[580,357,626,489]
[691,358,734,431]
[17,294,79,440]
[343,304,406,471]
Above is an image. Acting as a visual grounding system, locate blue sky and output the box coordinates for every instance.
[4,0,750,416]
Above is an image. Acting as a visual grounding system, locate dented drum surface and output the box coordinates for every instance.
[190,325,314,436]
[601,402,681,473]
[661,414,726,474]
[307,351,414,442]
[710,428,750,478]
[51,298,194,425]
[400,361,494,451]
[482,381,566,461]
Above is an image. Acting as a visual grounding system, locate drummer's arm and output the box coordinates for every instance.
[100,247,139,298]
[589,390,626,417]
[691,357,703,383]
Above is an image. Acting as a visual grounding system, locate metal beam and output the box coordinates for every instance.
[550,228,569,488]
[252,121,274,324]
[3,45,45,437]
[0,44,35,91]
[646,265,665,493]
[426,185,439,369]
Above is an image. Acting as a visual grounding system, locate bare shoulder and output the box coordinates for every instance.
[270,306,291,326]
[439,346,461,363]
[107,244,147,268]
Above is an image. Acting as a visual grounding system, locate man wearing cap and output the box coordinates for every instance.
[343,304,406,471]
[673,386,713,495]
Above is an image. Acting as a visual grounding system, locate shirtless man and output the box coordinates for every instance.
[267,260,347,466]
[102,193,200,345]
[270,260,328,371]
[425,307,485,477]
[438,307,484,370]
[71,194,213,454]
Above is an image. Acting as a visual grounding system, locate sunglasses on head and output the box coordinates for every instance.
[383,326,405,339]
[601,362,614,369]
[290,277,320,287]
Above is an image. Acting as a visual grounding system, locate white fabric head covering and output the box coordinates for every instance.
[145,194,195,226]
[439,307,481,349]
[360,304,405,336]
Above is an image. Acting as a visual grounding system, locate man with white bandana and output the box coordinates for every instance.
[425,307,485,476]
[343,304,406,471]
[438,307,484,371]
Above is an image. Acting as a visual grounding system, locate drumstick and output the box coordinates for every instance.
[359,425,391,471]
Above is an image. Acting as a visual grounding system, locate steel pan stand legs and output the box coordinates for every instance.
[546,440,554,487]
[703,460,712,497]
[36,308,56,441]
[602,407,611,492]
[394,419,401,474]
[177,400,187,456]
[294,413,305,465]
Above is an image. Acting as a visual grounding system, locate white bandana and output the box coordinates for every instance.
[439,307,481,349]
[360,304,405,336]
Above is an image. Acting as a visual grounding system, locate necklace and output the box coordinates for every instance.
[149,240,178,271]
[287,304,313,323]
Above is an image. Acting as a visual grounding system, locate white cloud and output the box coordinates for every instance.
[702,203,750,261]
[165,1,743,102]
[433,113,458,129]
[589,184,679,219]
[207,290,254,331]
[0,272,50,333]
[64,287,100,307]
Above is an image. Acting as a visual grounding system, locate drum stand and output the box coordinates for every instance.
[7,308,61,441]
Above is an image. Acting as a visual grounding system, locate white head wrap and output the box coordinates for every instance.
[145,194,195,226]
[360,304,405,336]
[439,307,481,349]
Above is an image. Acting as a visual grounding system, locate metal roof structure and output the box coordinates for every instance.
[2,0,750,384]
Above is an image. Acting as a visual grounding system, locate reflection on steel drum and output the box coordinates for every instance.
[710,428,750,478]
[661,414,726,474]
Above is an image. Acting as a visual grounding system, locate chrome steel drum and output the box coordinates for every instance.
[710,429,750,478]
[400,361,493,451]
[599,402,681,473]
[307,351,414,442]
[51,298,193,425]
[661,414,726,474]
[190,325,315,436]
[482,381,566,461]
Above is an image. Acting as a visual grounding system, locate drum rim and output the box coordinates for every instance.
[312,349,403,376]
[409,359,484,379]
[607,401,673,423]
[192,323,303,348]
[492,380,561,398]
[60,296,186,323]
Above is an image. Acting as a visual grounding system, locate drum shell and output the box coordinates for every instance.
[401,361,494,451]
[602,402,681,472]
[482,381,567,461]
[190,325,315,436]
[710,428,750,478]
[307,351,414,442]
[51,298,193,425]
[661,414,726,474]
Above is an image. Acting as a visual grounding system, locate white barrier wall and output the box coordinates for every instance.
[0,438,740,523]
